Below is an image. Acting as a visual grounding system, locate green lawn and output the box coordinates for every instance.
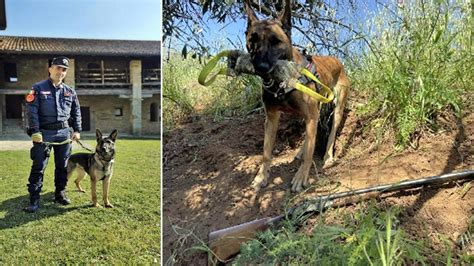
[0,139,160,264]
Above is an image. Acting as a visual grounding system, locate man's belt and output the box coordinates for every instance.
[40,121,69,130]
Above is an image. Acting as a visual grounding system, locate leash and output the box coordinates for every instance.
[198,50,334,103]
[42,139,95,153]
[43,139,73,146]
[76,139,95,153]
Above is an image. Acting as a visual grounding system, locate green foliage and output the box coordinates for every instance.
[163,54,262,130]
[350,0,472,148]
[234,206,427,265]
[458,215,474,264]
[0,140,160,264]
[162,55,199,128]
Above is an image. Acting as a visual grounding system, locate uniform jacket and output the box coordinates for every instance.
[26,79,82,134]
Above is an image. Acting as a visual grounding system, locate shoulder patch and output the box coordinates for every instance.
[26,94,35,103]
[25,88,36,103]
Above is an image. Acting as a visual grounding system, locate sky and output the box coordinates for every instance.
[0,0,161,40]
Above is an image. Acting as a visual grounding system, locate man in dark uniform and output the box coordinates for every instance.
[24,56,82,212]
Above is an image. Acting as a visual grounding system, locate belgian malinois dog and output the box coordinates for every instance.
[244,0,350,192]
[67,129,117,207]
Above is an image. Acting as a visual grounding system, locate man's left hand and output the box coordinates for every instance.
[72,132,81,141]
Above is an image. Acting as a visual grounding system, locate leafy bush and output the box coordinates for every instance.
[350,0,472,148]
[162,54,261,130]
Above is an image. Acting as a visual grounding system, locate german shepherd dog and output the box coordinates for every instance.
[67,129,117,207]
[244,0,350,192]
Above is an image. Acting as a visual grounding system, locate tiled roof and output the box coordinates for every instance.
[0,36,160,56]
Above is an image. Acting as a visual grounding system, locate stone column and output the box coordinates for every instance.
[68,58,76,88]
[129,60,142,136]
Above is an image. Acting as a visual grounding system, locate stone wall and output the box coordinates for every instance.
[78,95,133,134]
[0,55,50,91]
[142,94,161,135]
[78,94,160,136]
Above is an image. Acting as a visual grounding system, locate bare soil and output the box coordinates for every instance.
[163,102,473,265]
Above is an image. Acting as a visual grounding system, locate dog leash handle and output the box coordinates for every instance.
[76,139,95,153]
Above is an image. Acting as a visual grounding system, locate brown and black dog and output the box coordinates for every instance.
[244,0,350,192]
[67,129,117,207]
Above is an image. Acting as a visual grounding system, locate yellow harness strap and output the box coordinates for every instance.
[295,68,334,103]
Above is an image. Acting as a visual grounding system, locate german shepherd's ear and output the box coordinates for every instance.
[278,0,292,40]
[96,129,103,141]
[244,0,258,26]
[109,129,118,142]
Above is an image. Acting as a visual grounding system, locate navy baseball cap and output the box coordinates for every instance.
[51,56,69,69]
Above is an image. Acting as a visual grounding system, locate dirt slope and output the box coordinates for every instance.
[163,104,473,264]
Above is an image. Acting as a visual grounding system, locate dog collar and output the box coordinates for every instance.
[262,78,294,100]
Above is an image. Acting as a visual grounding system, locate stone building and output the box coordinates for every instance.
[0,36,160,136]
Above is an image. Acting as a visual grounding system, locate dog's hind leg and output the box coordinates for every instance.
[323,72,350,169]
[74,168,87,193]
[66,162,76,186]
[252,108,281,191]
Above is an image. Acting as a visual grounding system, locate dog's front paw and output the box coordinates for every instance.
[105,203,114,208]
[251,167,269,191]
[93,202,103,208]
[291,167,309,192]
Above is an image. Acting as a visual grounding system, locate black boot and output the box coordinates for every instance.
[54,190,71,205]
[24,198,40,213]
